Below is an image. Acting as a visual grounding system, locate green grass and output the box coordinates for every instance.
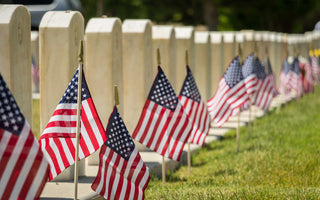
[145,87,320,199]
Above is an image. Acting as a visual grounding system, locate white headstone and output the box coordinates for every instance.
[122,19,153,133]
[174,26,195,92]
[152,25,176,85]
[85,17,123,165]
[0,5,32,125]
[194,31,211,101]
[39,11,85,181]
[209,32,224,96]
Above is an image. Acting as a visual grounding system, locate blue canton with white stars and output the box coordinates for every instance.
[291,58,300,75]
[179,66,201,103]
[148,66,178,111]
[282,60,290,74]
[254,58,266,80]
[242,53,255,78]
[0,74,25,136]
[105,106,135,161]
[60,69,91,104]
[224,57,244,88]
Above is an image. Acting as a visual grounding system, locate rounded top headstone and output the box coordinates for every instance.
[195,31,210,43]
[262,32,270,42]
[174,26,194,39]
[0,5,30,24]
[152,25,174,39]
[39,11,83,28]
[276,33,283,43]
[269,32,277,42]
[85,17,121,33]
[122,19,151,33]
[235,32,245,43]
[210,32,223,43]
[241,30,255,41]
[222,31,235,43]
[254,32,263,41]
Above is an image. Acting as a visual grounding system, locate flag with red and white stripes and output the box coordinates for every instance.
[310,56,320,83]
[265,58,278,97]
[39,68,107,181]
[178,66,210,146]
[252,58,273,111]
[240,53,259,111]
[92,106,150,200]
[242,53,258,97]
[0,74,49,199]
[288,57,303,98]
[207,57,249,127]
[279,59,291,100]
[132,66,192,161]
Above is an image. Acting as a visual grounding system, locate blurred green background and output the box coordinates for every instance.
[80,0,320,33]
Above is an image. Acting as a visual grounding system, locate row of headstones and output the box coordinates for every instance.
[1,5,320,181]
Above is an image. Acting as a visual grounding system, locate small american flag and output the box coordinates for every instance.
[207,57,249,127]
[178,66,210,146]
[92,106,150,200]
[288,58,303,98]
[132,66,192,161]
[300,61,313,93]
[39,68,107,180]
[265,58,278,97]
[0,74,49,199]
[242,53,258,96]
[279,59,291,99]
[252,58,273,111]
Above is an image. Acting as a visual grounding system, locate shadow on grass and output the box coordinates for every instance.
[214,168,236,176]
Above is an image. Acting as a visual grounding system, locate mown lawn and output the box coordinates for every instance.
[145,87,320,199]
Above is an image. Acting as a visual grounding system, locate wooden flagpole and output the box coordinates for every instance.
[253,42,259,126]
[114,85,120,108]
[236,107,240,153]
[185,50,191,176]
[157,48,166,184]
[74,40,83,200]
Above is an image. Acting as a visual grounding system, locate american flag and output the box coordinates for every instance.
[251,58,273,111]
[242,53,258,96]
[279,59,291,99]
[310,56,320,84]
[288,58,303,98]
[92,106,150,200]
[132,66,192,161]
[265,58,279,97]
[0,74,49,199]
[39,68,107,180]
[178,66,210,146]
[207,57,249,127]
[299,61,313,93]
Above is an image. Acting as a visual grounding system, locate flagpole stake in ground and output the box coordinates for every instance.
[188,142,191,175]
[74,40,83,200]
[236,107,240,153]
[157,48,166,184]
[162,156,166,184]
[185,49,191,176]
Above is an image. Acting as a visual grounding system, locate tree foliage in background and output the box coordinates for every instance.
[80,0,320,33]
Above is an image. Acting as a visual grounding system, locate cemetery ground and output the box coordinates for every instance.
[32,87,320,199]
[145,87,320,199]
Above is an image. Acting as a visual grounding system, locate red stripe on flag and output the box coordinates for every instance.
[2,132,34,199]
[146,106,166,147]
[132,100,150,139]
